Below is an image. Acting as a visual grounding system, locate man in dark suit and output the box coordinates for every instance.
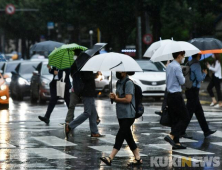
[38,66,71,124]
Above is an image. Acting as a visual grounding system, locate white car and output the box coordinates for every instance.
[95,71,110,96]
[112,60,166,99]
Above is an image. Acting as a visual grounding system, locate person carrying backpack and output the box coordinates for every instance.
[182,54,216,138]
[100,72,142,167]
[65,50,101,125]
[64,65,105,138]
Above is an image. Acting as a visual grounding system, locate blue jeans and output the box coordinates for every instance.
[68,97,98,134]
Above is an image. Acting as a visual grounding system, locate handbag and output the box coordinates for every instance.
[160,106,171,127]
[56,72,66,98]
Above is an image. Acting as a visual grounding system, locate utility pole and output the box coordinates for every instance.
[137,16,142,59]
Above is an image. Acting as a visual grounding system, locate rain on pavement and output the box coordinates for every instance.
[0,97,222,170]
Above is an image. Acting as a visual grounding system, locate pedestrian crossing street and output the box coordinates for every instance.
[0,101,222,169]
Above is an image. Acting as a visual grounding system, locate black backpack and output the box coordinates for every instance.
[181,60,198,89]
[123,78,144,119]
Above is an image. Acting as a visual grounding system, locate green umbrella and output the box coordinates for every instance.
[48,43,87,70]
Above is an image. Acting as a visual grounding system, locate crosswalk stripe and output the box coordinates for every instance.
[88,145,147,157]
[197,131,222,138]
[147,144,214,155]
[211,142,222,147]
[32,136,77,147]
[27,148,76,159]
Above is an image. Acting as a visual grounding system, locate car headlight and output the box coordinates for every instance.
[0,84,7,91]
[18,78,29,85]
[41,79,50,87]
[1,96,7,100]
[5,78,11,83]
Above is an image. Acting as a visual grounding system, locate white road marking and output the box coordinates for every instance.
[147,144,214,155]
[89,145,147,157]
[32,136,77,147]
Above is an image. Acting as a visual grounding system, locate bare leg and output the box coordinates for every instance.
[169,134,174,140]
[132,148,142,163]
[212,97,217,104]
[109,148,118,160]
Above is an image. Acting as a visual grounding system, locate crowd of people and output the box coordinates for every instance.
[37,48,219,167]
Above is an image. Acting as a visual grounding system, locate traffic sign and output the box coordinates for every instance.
[5,4,15,15]
[143,34,153,45]
[47,22,54,29]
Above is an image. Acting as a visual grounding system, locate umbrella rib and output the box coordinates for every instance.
[109,61,123,70]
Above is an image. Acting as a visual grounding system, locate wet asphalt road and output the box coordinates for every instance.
[0,97,222,170]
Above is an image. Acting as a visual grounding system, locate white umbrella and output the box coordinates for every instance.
[150,41,200,62]
[81,52,143,104]
[144,39,172,58]
[81,52,142,72]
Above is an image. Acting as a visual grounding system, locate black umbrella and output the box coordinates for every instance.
[30,40,64,52]
[189,38,222,51]
[75,43,107,70]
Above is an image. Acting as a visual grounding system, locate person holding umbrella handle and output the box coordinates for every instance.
[100,72,142,167]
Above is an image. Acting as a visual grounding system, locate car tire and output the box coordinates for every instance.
[38,88,46,104]
[155,97,162,101]
[0,104,9,109]
[17,94,23,101]
[11,93,16,100]
[30,92,37,103]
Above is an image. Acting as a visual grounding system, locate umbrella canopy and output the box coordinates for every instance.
[144,39,172,58]
[150,41,200,62]
[48,43,87,70]
[75,43,107,71]
[81,52,143,72]
[30,41,64,52]
[189,38,222,53]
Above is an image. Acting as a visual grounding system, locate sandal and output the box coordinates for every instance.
[100,157,112,166]
[127,158,142,166]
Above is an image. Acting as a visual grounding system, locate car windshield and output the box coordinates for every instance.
[6,62,19,73]
[136,60,165,72]
[19,63,38,74]
[42,64,50,75]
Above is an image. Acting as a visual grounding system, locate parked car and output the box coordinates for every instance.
[1,61,21,85]
[0,70,9,108]
[95,71,110,96]
[112,60,166,100]
[30,54,46,60]
[30,61,53,103]
[9,61,40,100]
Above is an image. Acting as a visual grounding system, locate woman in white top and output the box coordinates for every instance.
[207,54,222,108]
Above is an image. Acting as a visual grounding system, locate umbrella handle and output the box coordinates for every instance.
[110,71,113,104]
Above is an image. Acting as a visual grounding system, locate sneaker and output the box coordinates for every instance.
[38,116,50,124]
[214,104,220,108]
[91,133,105,138]
[210,102,216,107]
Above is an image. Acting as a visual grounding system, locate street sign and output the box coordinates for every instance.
[5,4,15,15]
[143,34,153,45]
[47,22,54,29]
